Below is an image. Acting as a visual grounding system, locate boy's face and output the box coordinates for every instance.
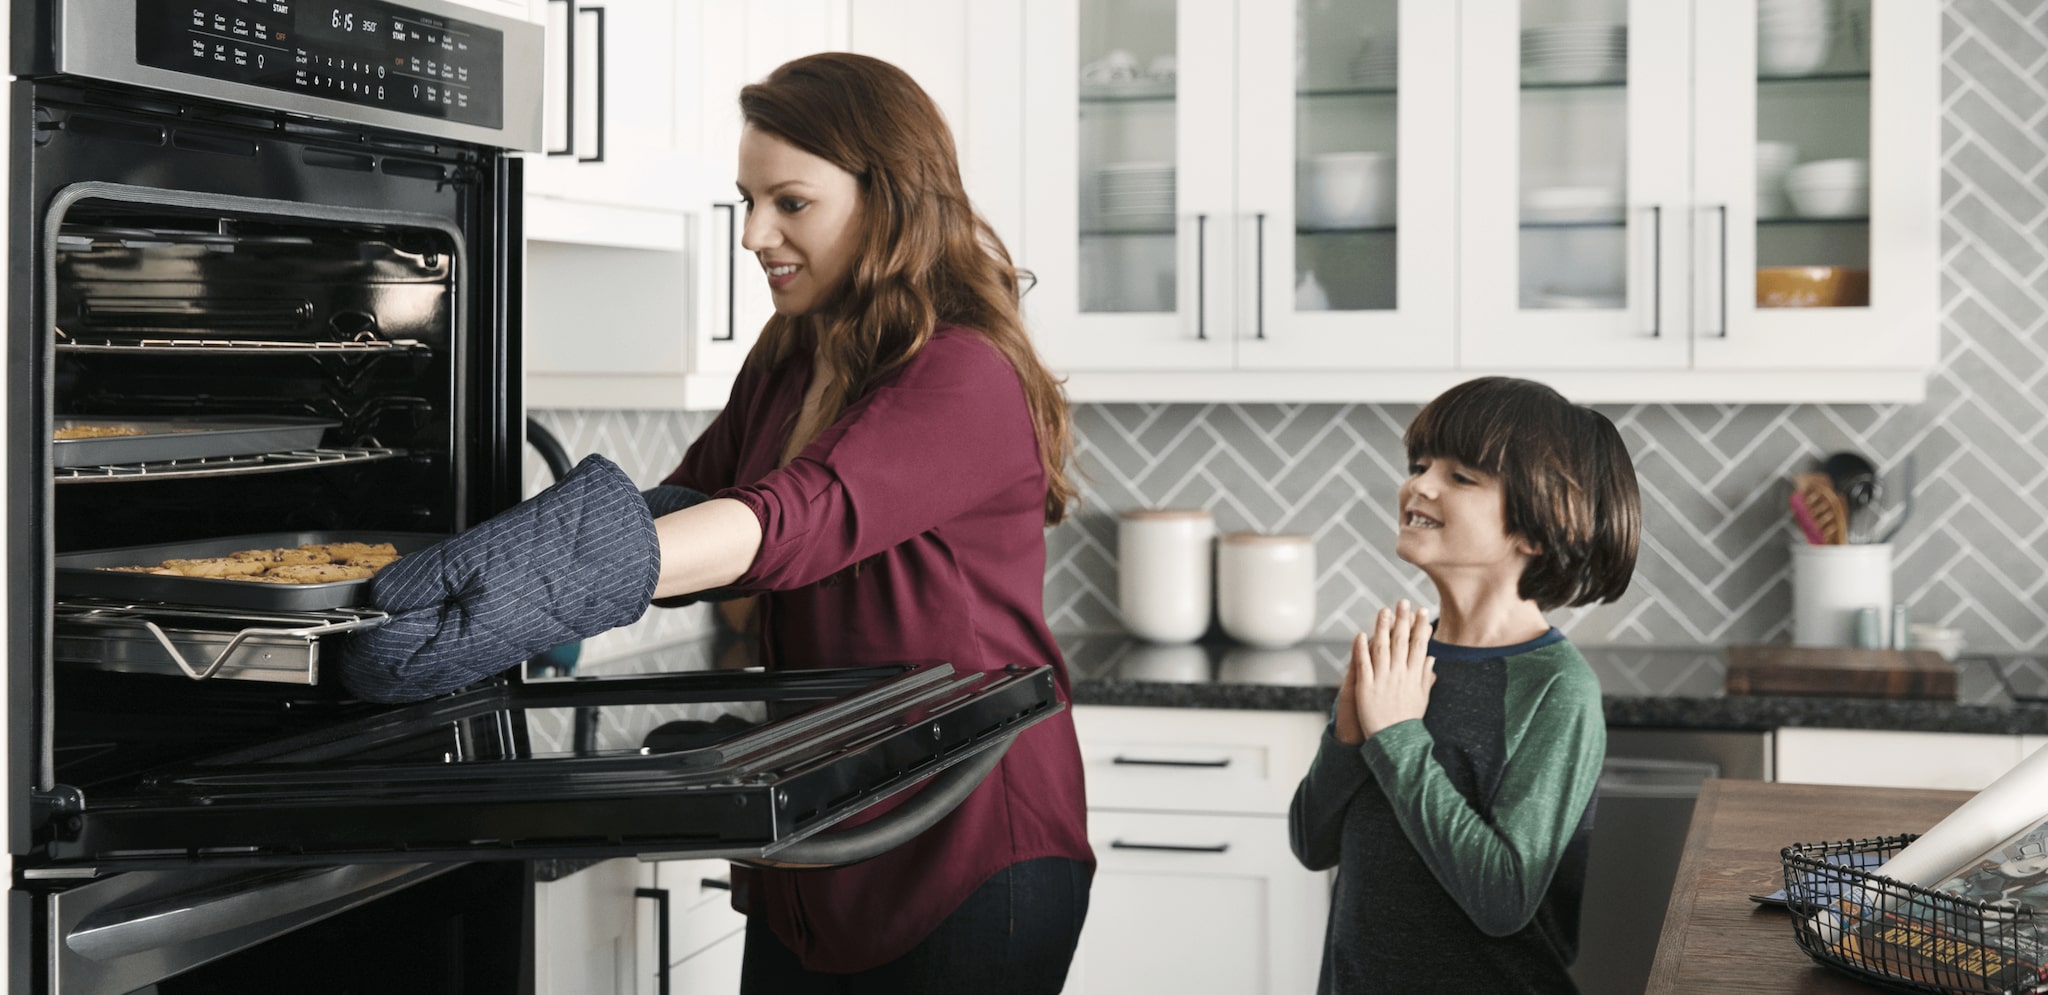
[1395,455,1536,581]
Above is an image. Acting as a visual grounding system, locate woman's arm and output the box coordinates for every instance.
[652,498,764,600]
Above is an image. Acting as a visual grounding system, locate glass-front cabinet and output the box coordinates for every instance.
[1692,0,1935,374]
[1021,0,1457,374]
[1017,0,1938,401]
[1457,0,1691,369]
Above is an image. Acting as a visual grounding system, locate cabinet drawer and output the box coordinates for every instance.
[1071,809,1328,995]
[1074,706,1325,816]
[1775,728,2023,791]
[654,859,746,964]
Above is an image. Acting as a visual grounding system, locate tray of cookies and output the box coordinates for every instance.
[54,415,340,468]
[55,531,441,611]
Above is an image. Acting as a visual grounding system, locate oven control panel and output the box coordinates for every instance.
[137,0,505,131]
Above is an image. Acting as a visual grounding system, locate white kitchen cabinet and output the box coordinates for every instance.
[650,857,746,995]
[1774,728,2026,792]
[525,1,849,410]
[534,858,658,995]
[1020,0,1457,380]
[525,0,694,217]
[1070,705,1330,995]
[1016,0,1939,403]
[1460,0,1937,400]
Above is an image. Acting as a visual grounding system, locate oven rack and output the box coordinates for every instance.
[55,445,405,483]
[54,599,389,683]
[55,328,428,356]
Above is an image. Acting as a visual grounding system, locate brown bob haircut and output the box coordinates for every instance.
[738,53,1077,524]
[1403,377,1641,610]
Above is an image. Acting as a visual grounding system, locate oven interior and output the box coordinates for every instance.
[24,74,517,850]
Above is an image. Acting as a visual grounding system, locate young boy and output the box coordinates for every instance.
[1289,376,1640,993]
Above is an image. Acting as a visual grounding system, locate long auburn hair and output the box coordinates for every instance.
[739,53,1076,524]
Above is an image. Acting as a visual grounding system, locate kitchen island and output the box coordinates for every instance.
[1646,778,1972,994]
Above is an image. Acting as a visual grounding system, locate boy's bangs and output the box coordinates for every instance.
[1404,391,1516,475]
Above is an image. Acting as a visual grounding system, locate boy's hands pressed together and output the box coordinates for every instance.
[1348,599,1437,741]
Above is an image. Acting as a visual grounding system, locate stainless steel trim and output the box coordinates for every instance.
[52,863,450,994]
[50,0,544,151]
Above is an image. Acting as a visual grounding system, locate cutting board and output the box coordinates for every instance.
[1723,644,1957,699]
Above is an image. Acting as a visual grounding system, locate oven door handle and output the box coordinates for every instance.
[742,730,1020,869]
[65,863,441,962]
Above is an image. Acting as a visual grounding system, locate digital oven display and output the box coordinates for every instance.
[137,0,505,130]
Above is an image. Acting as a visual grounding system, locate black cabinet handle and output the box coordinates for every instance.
[1110,840,1230,854]
[1254,211,1266,339]
[1194,213,1208,340]
[700,876,731,891]
[546,0,575,157]
[1112,755,1231,768]
[713,202,739,341]
[634,887,670,995]
[1646,204,1662,338]
[577,5,607,164]
[1713,204,1729,338]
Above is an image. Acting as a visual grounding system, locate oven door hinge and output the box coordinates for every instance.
[31,785,86,828]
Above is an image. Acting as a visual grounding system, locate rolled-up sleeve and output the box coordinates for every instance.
[718,332,1041,592]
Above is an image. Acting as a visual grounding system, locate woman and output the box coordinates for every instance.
[342,53,1092,993]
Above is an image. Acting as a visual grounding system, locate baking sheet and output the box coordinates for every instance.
[56,531,441,611]
[53,415,341,467]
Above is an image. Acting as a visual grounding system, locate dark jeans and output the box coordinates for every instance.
[739,857,1092,994]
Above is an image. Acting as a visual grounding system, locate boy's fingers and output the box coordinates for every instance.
[1388,603,1411,669]
[1370,609,1393,673]
[1409,608,1432,665]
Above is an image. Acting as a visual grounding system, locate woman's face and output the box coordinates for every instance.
[1395,455,1534,582]
[736,125,865,316]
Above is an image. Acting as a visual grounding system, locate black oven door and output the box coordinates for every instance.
[42,662,1060,871]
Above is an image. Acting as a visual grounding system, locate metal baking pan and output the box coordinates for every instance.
[55,531,442,612]
[53,415,341,467]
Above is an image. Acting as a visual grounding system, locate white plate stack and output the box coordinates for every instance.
[1346,35,1398,89]
[1521,22,1626,85]
[1096,162,1176,230]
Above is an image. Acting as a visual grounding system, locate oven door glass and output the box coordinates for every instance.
[47,663,1059,869]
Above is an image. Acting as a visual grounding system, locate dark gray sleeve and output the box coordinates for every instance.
[1289,723,1373,871]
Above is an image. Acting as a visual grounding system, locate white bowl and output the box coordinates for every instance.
[1786,157,1868,185]
[1300,152,1395,228]
[1785,180,1868,218]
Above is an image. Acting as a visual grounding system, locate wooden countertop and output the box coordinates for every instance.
[1646,778,1973,994]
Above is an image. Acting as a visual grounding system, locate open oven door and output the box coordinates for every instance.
[39,662,1061,871]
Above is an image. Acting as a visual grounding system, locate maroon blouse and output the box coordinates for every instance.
[661,327,1092,973]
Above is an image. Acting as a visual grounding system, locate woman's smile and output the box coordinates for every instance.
[735,124,864,316]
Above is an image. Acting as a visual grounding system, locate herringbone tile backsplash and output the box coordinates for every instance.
[536,1,2047,660]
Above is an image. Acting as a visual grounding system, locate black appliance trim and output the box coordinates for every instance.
[47,664,1063,871]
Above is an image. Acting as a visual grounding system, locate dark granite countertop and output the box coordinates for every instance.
[1055,635,2048,736]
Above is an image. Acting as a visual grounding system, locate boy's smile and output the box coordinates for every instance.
[1395,457,1533,579]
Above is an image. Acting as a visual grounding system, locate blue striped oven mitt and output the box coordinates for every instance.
[339,454,663,703]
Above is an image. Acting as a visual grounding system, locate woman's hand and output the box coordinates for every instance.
[1351,599,1437,739]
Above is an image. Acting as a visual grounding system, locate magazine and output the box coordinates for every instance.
[1934,816,2048,914]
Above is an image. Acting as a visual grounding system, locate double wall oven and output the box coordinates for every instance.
[5,2,1060,992]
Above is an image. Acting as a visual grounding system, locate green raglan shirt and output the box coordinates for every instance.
[1288,628,1605,994]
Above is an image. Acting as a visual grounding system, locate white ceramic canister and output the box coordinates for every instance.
[1216,532,1317,649]
[1790,542,1892,647]
[1117,508,1216,643]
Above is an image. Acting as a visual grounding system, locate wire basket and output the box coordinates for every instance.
[1782,835,2048,995]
